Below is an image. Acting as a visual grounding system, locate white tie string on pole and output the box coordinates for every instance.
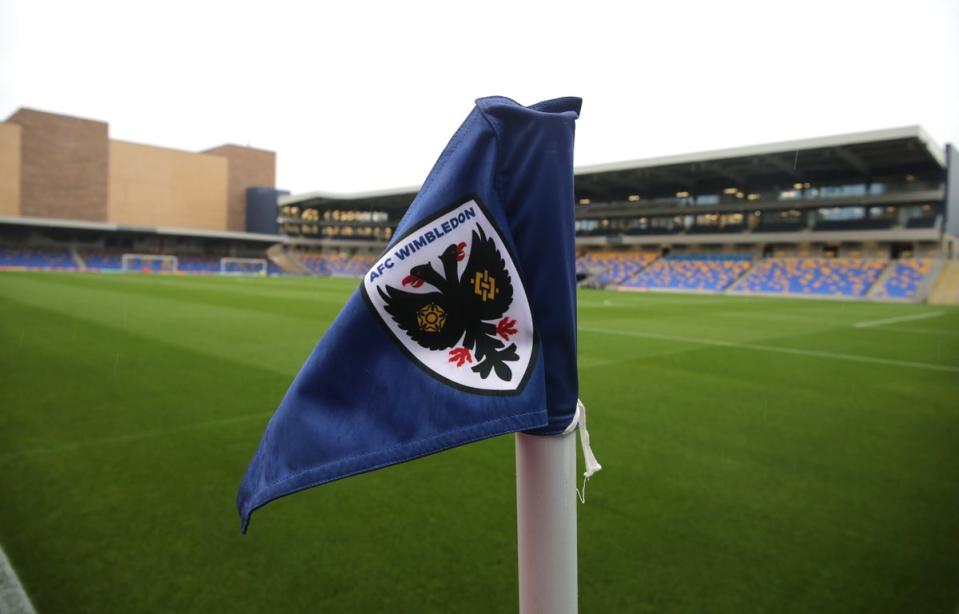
[516,399,600,614]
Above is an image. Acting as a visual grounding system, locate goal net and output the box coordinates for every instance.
[220,257,268,276]
[121,253,178,274]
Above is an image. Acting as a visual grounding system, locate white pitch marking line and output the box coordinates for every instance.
[0,544,36,614]
[853,311,946,329]
[879,326,959,337]
[578,326,959,374]
[0,412,271,464]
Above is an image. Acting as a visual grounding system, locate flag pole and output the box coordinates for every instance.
[515,430,578,614]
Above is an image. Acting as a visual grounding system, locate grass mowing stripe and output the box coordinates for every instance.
[3,274,958,613]
[81,271,359,301]
[0,276,327,377]
[879,326,959,337]
[8,271,351,318]
[0,412,272,464]
[579,344,701,370]
[853,311,946,328]
[579,325,959,373]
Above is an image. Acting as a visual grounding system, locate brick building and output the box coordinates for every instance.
[0,108,275,233]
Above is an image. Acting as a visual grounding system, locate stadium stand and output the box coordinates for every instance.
[295,250,376,277]
[78,248,284,275]
[930,261,959,304]
[79,248,123,271]
[905,216,939,229]
[176,256,221,273]
[754,221,806,233]
[265,244,311,275]
[0,247,77,271]
[687,223,747,234]
[621,254,751,291]
[623,226,681,236]
[576,252,657,285]
[1,124,954,302]
[813,218,894,231]
[732,258,886,297]
[871,258,933,300]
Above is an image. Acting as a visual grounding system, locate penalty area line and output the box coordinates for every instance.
[0,544,36,614]
[578,326,959,373]
[853,311,945,329]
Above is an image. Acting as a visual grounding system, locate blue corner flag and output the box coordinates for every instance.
[237,96,582,531]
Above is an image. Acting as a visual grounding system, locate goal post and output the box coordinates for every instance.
[121,253,178,274]
[220,257,268,276]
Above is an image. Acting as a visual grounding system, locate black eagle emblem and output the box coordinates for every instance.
[377,225,520,381]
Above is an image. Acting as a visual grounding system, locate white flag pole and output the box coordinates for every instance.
[515,430,578,614]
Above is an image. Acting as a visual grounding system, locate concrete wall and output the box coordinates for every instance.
[202,145,275,232]
[0,122,20,216]
[6,109,109,221]
[945,144,959,238]
[108,141,228,231]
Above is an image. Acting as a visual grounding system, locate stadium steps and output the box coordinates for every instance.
[620,253,661,285]
[266,244,310,275]
[929,260,959,305]
[915,258,945,303]
[70,247,87,272]
[725,259,762,293]
[576,272,601,289]
[722,258,755,292]
[865,261,899,300]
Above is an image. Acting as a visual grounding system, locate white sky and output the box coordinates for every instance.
[1,0,957,195]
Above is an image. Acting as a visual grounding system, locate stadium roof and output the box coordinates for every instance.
[281,125,946,208]
[280,186,420,210]
[575,125,945,202]
[576,125,944,175]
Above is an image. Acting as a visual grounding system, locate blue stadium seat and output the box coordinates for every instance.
[576,252,657,285]
[0,247,78,271]
[872,259,932,299]
[620,254,751,291]
[297,251,376,277]
[731,258,886,297]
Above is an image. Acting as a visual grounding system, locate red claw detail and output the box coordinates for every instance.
[402,274,424,288]
[448,347,473,367]
[455,242,467,262]
[497,317,518,341]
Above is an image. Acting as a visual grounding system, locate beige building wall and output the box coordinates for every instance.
[109,141,228,231]
[0,122,21,216]
[203,145,276,232]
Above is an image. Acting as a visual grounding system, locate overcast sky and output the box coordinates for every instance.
[1,0,957,195]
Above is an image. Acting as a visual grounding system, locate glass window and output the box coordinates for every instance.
[817,207,865,220]
[819,184,867,198]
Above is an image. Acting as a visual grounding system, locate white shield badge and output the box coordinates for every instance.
[362,197,537,394]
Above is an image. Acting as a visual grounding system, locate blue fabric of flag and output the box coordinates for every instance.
[237,96,581,531]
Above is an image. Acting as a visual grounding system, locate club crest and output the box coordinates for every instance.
[362,197,536,394]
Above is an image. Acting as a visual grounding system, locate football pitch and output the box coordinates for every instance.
[1,271,958,613]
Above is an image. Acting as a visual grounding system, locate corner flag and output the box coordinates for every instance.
[237,96,587,532]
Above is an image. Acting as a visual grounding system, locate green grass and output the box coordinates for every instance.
[1,271,958,613]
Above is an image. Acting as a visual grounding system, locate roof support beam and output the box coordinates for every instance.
[834,147,870,176]
[764,155,805,180]
[700,161,745,185]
